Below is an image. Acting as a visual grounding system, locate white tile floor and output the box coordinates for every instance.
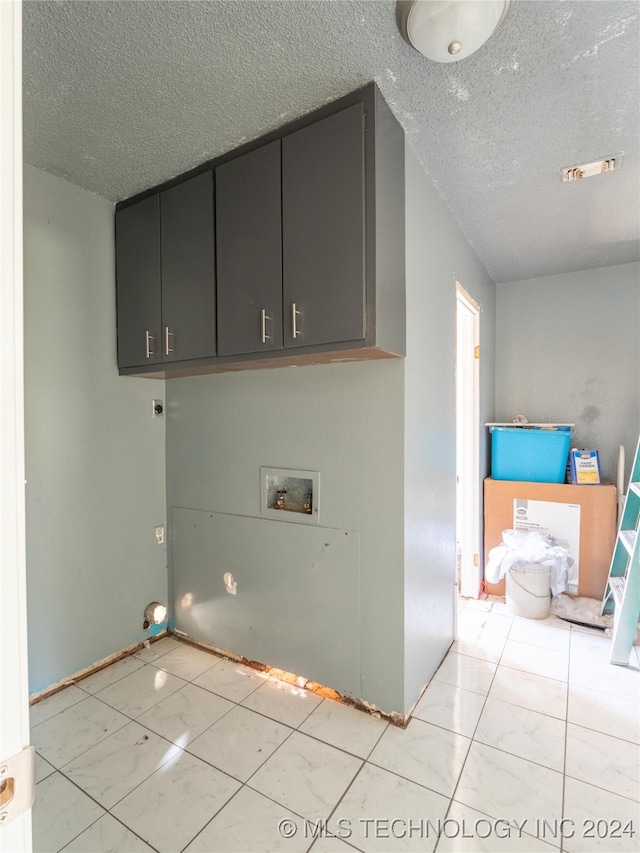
[31,598,640,853]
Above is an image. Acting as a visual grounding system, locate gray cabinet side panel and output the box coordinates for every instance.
[115,195,161,368]
[373,90,406,355]
[172,508,361,697]
[282,104,365,348]
[161,171,216,362]
[216,141,283,355]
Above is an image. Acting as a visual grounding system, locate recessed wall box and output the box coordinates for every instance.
[261,467,320,525]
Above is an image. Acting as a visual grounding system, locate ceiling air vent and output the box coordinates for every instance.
[562,157,618,182]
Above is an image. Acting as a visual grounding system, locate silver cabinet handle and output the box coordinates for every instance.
[145,331,156,359]
[261,309,271,344]
[291,303,301,339]
[164,327,174,356]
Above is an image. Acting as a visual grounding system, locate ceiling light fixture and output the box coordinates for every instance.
[397,0,512,63]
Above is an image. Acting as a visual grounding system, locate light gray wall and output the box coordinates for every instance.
[403,146,496,711]
[496,263,640,485]
[24,165,167,694]
[166,360,406,712]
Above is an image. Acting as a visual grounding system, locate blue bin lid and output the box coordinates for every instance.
[486,423,574,431]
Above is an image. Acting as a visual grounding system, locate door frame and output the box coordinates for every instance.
[456,283,482,599]
[0,1,32,849]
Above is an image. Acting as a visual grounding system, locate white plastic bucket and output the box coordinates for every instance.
[506,563,551,619]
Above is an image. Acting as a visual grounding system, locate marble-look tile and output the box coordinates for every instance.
[249,730,361,818]
[187,705,292,782]
[489,666,567,719]
[62,814,155,852]
[437,800,560,851]
[569,633,640,701]
[488,599,512,616]
[30,685,87,728]
[241,676,323,728]
[184,786,310,853]
[565,723,640,801]
[77,656,145,694]
[563,777,640,853]
[536,614,572,631]
[369,717,470,797]
[328,762,450,852]
[509,619,571,652]
[32,771,104,853]
[136,683,234,746]
[150,643,219,681]
[465,598,494,612]
[133,635,182,663]
[432,653,497,696]
[568,684,640,745]
[112,750,241,853]
[475,698,565,772]
[452,632,506,664]
[500,640,569,682]
[35,753,56,784]
[455,742,563,827]
[309,836,358,852]
[94,663,186,718]
[193,657,267,703]
[299,699,388,758]
[457,609,491,639]
[412,680,486,738]
[32,695,129,767]
[570,629,622,663]
[482,612,515,639]
[63,721,181,808]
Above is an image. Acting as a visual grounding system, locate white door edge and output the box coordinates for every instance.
[456,283,481,600]
[0,0,32,849]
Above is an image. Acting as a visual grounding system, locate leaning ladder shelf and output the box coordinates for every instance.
[601,436,640,665]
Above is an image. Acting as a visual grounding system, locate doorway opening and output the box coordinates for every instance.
[456,283,481,602]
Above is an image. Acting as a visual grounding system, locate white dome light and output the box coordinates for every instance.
[397,0,512,63]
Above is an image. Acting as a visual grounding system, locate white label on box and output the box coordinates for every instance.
[513,499,581,594]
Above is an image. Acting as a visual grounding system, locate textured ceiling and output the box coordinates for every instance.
[23,0,640,283]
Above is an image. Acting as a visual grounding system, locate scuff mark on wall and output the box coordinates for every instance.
[581,405,601,425]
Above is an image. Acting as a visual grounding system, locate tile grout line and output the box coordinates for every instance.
[435,597,503,851]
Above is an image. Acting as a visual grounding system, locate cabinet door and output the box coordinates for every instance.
[160,171,216,362]
[216,141,283,356]
[115,195,161,368]
[282,104,365,348]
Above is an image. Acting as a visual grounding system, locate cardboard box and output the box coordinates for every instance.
[483,478,617,600]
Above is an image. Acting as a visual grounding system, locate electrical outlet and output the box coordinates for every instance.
[155,525,165,545]
[153,399,164,417]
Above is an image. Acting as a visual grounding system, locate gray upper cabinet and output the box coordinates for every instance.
[116,194,162,369]
[216,141,283,356]
[282,104,365,349]
[115,171,215,370]
[116,82,405,377]
[161,171,216,363]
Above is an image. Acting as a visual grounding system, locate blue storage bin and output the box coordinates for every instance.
[489,424,574,483]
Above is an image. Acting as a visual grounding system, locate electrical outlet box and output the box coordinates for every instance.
[155,525,165,545]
